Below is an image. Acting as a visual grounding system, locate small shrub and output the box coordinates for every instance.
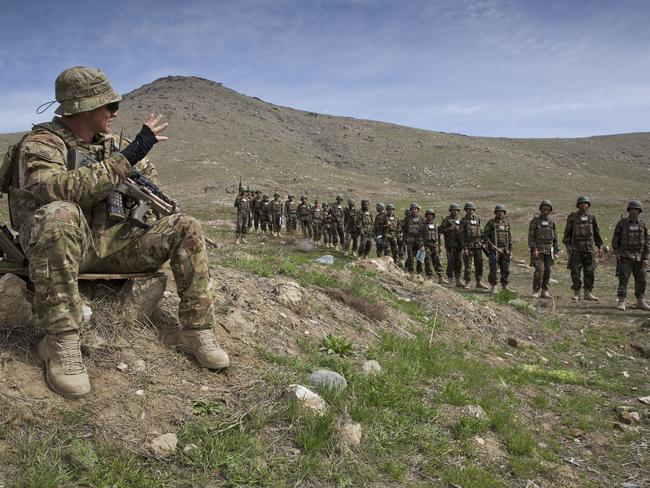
[320,333,354,357]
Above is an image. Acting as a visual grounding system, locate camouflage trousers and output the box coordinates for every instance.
[358,233,372,257]
[405,240,423,274]
[446,246,462,279]
[236,210,250,237]
[488,250,510,286]
[272,213,282,233]
[312,221,323,242]
[569,250,595,291]
[261,213,272,232]
[332,223,345,246]
[286,214,297,234]
[253,210,261,230]
[423,243,443,277]
[299,218,312,238]
[617,258,646,299]
[384,237,399,261]
[344,231,359,252]
[532,253,554,291]
[463,248,483,282]
[26,201,214,334]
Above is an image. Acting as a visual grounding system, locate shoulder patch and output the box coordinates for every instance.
[21,140,65,164]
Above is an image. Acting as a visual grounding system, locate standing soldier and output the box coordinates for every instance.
[234,188,251,244]
[374,203,387,257]
[403,203,425,274]
[285,194,298,236]
[612,201,650,310]
[440,203,463,287]
[563,196,604,301]
[382,204,401,262]
[311,199,324,245]
[344,199,359,256]
[330,195,346,250]
[322,203,333,248]
[421,209,447,283]
[483,205,513,294]
[252,190,263,233]
[357,199,374,259]
[461,202,487,290]
[297,196,313,238]
[528,200,559,298]
[270,192,283,237]
[260,194,272,235]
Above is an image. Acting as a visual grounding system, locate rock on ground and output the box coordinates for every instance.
[0,273,32,326]
[348,256,399,273]
[284,384,327,414]
[149,433,178,457]
[362,360,382,374]
[464,404,488,420]
[274,281,308,314]
[309,370,348,391]
[339,422,362,447]
[119,272,168,321]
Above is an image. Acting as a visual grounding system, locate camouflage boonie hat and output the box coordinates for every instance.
[54,66,122,116]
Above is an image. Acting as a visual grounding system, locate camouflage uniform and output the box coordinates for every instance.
[612,203,649,305]
[374,203,387,257]
[483,207,512,289]
[311,201,323,244]
[382,206,401,261]
[439,204,463,283]
[234,191,251,240]
[357,200,374,258]
[402,205,424,273]
[330,197,346,248]
[285,196,298,235]
[260,195,272,233]
[421,211,444,279]
[270,194,283,235]
[528,201,559,295]
[562,197,603,297]
[252,191,263,232]
[344,200,359,254]
[297,197,312,238]
[322,204,333,247]
[460,203,485,287]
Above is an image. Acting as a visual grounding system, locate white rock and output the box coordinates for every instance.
[116,362,128,372]
[82,304,93,323]
[362,360,382,375]
[149,433,178,457]
[464,405,488,420]
[475,436,485,446]
[135,389,144,396]
[340,422,362,446]
[183,443,199,453]
[284,384,327,414]
[638,396,650,405]
[200,385,210,392]
[132,359,146,373]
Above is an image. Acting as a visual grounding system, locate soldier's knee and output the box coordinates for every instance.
[36,201,82,226]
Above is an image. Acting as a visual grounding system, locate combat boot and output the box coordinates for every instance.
[476,280,488,290]
[241,238,249,244]
[636,297,650,311]
[455,277,464,288]
[571,290,580,301]
[177,329,230,369]
[501,284,511,293]
[584,290,599,301]
[616,298,626,311]
[37,331,90,398]
[541,289,552,299]
[532,290,541,298]
[437,275,448,285]
[235,237,241,245]
[489,285,497,294]
[464,281,471,290]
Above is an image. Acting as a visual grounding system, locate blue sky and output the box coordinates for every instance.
[1,0,649,137]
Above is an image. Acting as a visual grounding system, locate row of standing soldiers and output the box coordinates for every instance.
[235,191,649,308]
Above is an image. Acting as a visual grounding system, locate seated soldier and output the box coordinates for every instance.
[8,66,229,398]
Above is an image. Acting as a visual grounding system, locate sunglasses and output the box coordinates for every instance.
[105,101,120,114]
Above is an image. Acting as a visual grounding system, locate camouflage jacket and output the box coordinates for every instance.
[382,215,401,239]
[460,214,482,249]
[8,117,157,258]
[402,215,424,242]
[374,211,387,237]
[252,196,263,212]
[421,220,440,247]
[234,195,250,212]
[528,215,559,255]
[356,209,374,236]
[483,218,512,252]
[261,199,272,216]
[344,206,356,231]
[563,211,603,253]
[311,206,323,222]
[439,215,462,250]
[612,217,649,261]
[270,198,283,215]
[297,202,311,219]
[330,203,344,223]
[285,200,297,216]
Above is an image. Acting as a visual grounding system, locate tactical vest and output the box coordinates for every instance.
[253,198,262,211]
[359,210,373,233]
[298,203,310,218]
[423,222,438,243]
[311,207,322,221]
[406,216,423,238]
[286,201,297,215]
[463,216,481,247]
[331,204,343,221]
[533,217,555,246]
[384,215,400,238]
[261,201,271,215]
[237,197,250,211]
[494,220,510,247]
[620,219,645,251]
[571,213,593,242]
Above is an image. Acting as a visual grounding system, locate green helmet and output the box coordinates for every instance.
[54,66,122,116]
[494,204,507,213]
[410,202,420,210]
[425,208,435,216]
[386,204,395,210]
[539,200,553,211]
[262,194,269,199]
[576,195,591,207]
[273,192,279,198]
[348,199,356,205]
[288,194,294,200]
[376,202,385,210]
[361,199,369,206]
[449,203,461,211]
[627,200,643,212]
[336,195,343,201]
[464,202,476,210]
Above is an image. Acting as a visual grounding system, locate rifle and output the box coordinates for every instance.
[0,222,26,264]
[67,147,178,228]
